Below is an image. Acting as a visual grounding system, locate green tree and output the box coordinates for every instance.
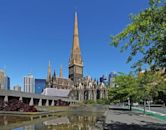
[111,0,166,71]
[139,71,158,99]
[137,70,166,112]
[152,73,166,105]
[109,74,138,110]
[109,71,165,111]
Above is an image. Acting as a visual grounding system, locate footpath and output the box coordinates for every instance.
[103,106,166,130]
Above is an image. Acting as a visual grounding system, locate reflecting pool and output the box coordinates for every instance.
[0,112,103,130]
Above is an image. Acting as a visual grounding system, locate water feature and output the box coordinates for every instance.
[0,111,103,130]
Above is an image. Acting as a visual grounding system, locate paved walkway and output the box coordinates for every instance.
[104,110,166,130]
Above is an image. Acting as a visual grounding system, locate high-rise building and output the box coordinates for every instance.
[24,74,35,93]
[35,79,46,94]
[69,12,83,82]
[5,76,10,90]
[108,72,117,87]
[0,70,5,89]
[13,85,21,92]
[0,69,10,90]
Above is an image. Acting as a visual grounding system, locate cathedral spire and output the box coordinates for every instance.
[59,65,63,78]
[47,61,51,81]
[69,12,83,66]
[69,12,83,82]
[74,12,79,39]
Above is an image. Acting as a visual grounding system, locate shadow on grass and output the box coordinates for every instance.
[104,121,166,130]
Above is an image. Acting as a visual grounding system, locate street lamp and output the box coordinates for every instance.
[139,69,148,114]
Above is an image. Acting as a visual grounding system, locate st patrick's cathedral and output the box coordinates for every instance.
[46,12,108,101]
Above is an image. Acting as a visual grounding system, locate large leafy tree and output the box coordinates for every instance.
[138,71,164,101]
[109,74,138,110]
[153,73,166,104]
[109,71,166,111]
[111,0,166,71]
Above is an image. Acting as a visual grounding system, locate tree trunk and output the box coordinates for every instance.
[129,96,132,111]
[143,100,146,114]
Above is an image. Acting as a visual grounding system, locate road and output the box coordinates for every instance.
[142,106,166,114]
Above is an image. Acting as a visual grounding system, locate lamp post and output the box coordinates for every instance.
[139,69,148,115]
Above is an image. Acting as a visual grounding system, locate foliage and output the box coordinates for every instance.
[109,71,166,105]
[109,74,138,103]
[153,73,166,104]
[137,70,165,101]
[84,100,96,104]
[96,98,110,105]
[111,0,166,71]
[0,99,37,112]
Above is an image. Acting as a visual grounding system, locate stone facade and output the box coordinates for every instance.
[70,77,108,101]
[47,72,108,101]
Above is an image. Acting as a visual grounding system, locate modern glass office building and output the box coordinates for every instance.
[35,79,46,94]
[24,74,35,93]
[108,72,117,87]
[6,76,10,90]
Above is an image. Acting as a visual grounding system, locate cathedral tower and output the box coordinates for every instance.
[69,12,83,82]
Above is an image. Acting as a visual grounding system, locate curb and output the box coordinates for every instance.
[133,107,166,121]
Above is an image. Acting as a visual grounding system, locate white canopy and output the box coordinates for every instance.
[42,88,71,98]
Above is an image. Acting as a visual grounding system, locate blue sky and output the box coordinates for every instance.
[0,0,148,89]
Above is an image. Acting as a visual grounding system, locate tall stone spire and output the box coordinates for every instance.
[47,61,51,81]
[69,12,83,82]
[72,12,80,52]
[59,65,63,78]
[69,12,83,66]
